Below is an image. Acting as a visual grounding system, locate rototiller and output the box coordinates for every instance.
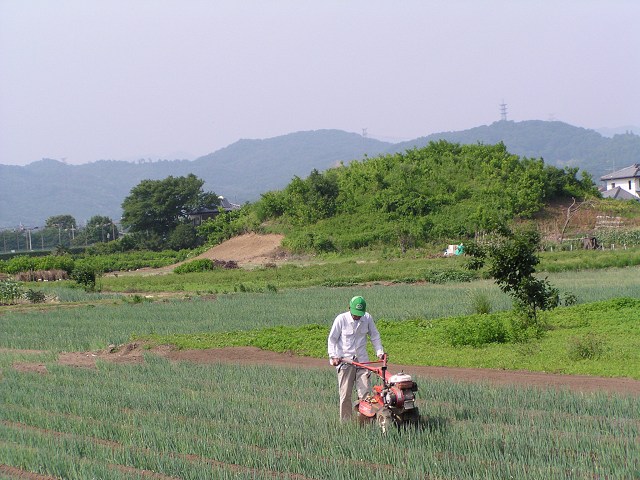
[342,355,420,432]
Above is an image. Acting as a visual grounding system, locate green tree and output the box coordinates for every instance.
[466,226,559,339]
[167,223,200,250]
[45,214,76,230]
[121,174,218,240]
[83,215,119,244]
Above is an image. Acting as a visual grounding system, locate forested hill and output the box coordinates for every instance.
[253,141,598,252]
[390,120,640,179]
[2,122,639,227]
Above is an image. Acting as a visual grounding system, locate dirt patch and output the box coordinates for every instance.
[11,362,48,374]
[0,464,57,480]
[57,342,155,368]
[191,233,286,266]
[107,233,286,277]
[29,343,640,396]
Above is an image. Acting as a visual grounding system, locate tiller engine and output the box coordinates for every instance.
[342,355,419,432]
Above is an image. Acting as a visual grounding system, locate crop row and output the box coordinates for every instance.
[3,267,640,352]
[1,356,637,479]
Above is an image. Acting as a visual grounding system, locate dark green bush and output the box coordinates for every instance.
[23,289,46,303]
[446,314,508,347]
[71,264,98,292]
[174,259,215,274]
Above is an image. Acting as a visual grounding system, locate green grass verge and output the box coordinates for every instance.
[96,248,640,293]
[143,298,640,379]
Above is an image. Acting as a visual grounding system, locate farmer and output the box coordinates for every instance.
[328,295,386,422]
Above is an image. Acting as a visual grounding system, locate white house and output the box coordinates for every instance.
[600,164,640,200]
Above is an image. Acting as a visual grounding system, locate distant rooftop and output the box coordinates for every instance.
[601,186,639,201]
[600,164,640,181]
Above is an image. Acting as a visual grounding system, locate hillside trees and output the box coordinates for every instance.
[121,174,218,249]
[254,141,597,252]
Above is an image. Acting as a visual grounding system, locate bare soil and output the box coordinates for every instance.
[107,233,287,277]
[189,233,286,266]
[11,343,640,396]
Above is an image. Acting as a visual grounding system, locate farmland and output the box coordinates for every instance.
[2,355,638,479]
[1,251,640,478]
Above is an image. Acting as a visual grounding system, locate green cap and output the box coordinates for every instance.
[349,296,366,316]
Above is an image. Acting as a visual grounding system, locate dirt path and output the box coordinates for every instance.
[163,346,640,396]
[10,344,638,396]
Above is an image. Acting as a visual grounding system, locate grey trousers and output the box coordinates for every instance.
[337,363,370,422]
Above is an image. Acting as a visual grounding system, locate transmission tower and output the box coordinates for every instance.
[499,101,508,121]
[362,128,368,138]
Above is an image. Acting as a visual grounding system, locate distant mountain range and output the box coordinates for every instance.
[1,120,639,227]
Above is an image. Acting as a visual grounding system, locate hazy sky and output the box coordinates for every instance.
[1,0,638,166]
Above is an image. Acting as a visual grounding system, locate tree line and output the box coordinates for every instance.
[2,142,600,255]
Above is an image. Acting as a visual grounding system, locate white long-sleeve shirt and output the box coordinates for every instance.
[327,311,384,363]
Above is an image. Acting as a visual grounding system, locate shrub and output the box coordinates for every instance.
[447,314,508,347]
[567,334,607,360]
[468,290,492,315]
[0,280,23,305]
[71,264,98,292]
[561,292,578,306]
[23,289,46,303]
[174,259,215,274]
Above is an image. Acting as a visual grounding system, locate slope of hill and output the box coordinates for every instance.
[189,129,391,200]
[2,123,639,227]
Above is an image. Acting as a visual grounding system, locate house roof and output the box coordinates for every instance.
[601,186,639,201]
[187,197,240,216]
[600,164,640,181]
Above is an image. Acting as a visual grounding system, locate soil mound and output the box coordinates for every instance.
[190,233,285,266]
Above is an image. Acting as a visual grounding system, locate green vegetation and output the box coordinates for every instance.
[253,142,596,253]
[91,248,640,294]
[0,249,192,276]
[173,258,216,274]
[1,261,638,478]
[142,298,640,379]
[0,356,637,479]
[121,173,218,250]
[1,138,638,478]
[2,274,639,377]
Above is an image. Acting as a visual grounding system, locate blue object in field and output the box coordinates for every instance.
[455,244,464,255]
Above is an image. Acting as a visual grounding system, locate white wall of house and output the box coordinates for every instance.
[607,177,639,197]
